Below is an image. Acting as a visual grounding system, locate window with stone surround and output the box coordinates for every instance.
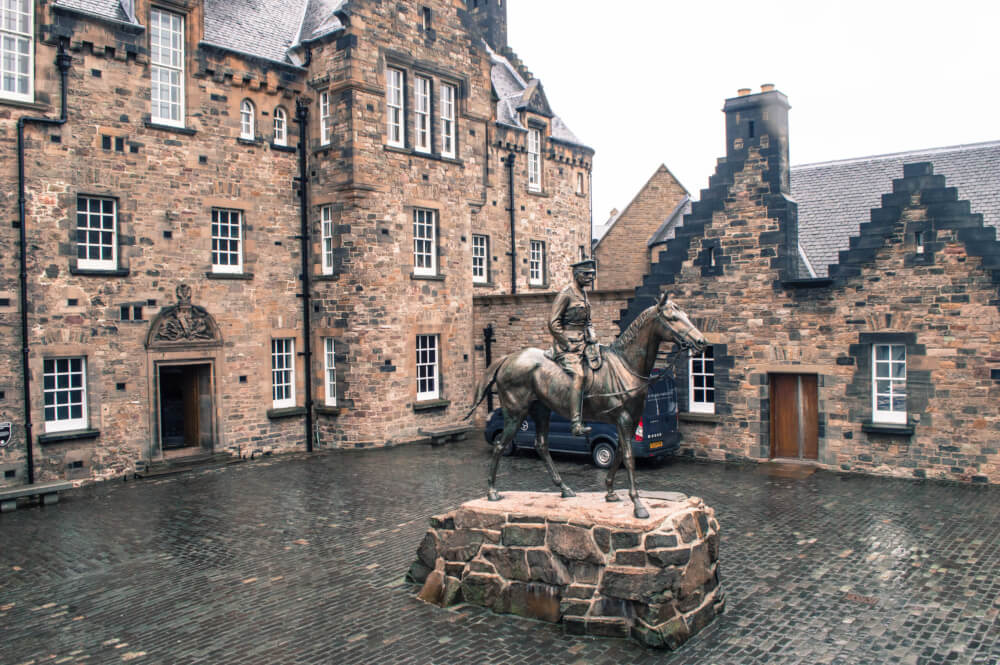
[440,83,456,158]
[271,338,295,409]
[413,208,437,276]
[43,357,88,433]
[320,205,335,275]
[150,8,185,127]
[76,195,117,271]
[416,334,439,401]
[576,172,585,195]
[324,337,337,407]
[240,99,255,139]
[0,0,33,103]
[689,347,715,414]
[529,239,545,286]
[386,67,405,148]
[211,208,243,274]
[472,233,489,284]
[319,91,331,145]
[273,106,287,146]
[872,344,906,424]
[414,75,431,153]
[527,128,542,192]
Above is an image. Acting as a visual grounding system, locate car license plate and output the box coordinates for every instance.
[649,441,663,449]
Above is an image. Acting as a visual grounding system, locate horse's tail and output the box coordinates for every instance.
[463,353,510,420]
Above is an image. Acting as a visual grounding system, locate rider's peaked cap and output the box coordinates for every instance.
[571,259,596,271]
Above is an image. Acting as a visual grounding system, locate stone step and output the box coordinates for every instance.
[135,452,241,479]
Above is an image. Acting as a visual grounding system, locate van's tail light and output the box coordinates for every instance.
[634,420,643,441]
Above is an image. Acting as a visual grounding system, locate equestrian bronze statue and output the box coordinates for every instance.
[468,284,706,519]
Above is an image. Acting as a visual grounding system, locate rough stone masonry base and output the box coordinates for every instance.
[407,491,724,648]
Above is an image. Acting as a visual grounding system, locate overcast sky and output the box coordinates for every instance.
[506,1,999,236]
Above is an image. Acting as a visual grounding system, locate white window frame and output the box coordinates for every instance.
[440,83,456,158]
[76,195,117,271]
[43,357,88,433]
[273,106,287,146]
[416,334,440,401]
[324,337,337,407]
[414,75,431,153]
[240,99,255,139]
[150,8,185,127]
[472,233,488,284]
[0,0,33,103]
[386,67,405,148]
[872,344,907,425]
[271,338,296,409]
[689,347,715,414]
[413,208,437,276]
[319,91,331,145]
[320,205,335,275]
[211,208,243,274]
[527,128,541,192]
[529,239,545,286]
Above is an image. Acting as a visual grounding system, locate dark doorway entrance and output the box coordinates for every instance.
[159,364,213,453]
[769,373,818,460]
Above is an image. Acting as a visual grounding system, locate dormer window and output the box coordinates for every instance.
[240,100,255,139]
[527,128,541,192]
[150,8,185,127]
[0,0,33,102]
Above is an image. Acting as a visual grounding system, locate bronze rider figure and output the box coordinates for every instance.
[548,259,599,436]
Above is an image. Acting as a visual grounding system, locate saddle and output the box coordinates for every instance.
[543,342,604,371]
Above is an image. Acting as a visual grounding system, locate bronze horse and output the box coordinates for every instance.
[469,292,706,518]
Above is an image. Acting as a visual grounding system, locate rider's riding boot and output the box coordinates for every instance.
[569,377,591,437]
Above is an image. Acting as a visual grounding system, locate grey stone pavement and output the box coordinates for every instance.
[0,437,998,665]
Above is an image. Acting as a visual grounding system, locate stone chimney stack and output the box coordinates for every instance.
[723,85,791,194]
[467,0,508,52]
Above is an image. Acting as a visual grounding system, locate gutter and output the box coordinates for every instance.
[294,100,314,452]
[17,42,72,485]
[504,153,517,294]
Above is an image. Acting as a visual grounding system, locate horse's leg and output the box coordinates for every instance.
[604,429,623,503]
[488,407,524,501]
[618,418,649,519]
[531,402,575,498]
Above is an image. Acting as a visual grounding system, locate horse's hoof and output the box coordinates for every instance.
[605,492,621,503]
[488,490,502,502]
[560,485,576,498]
[634,505,650,519]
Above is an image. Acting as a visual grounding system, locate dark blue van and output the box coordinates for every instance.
[484,374,680,468]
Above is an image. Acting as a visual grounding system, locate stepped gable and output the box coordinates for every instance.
[792,141,1000,277]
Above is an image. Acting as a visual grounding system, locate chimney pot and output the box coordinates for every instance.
[761,83,775,92]
[738,88,751,97]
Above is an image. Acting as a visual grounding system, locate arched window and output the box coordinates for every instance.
[240,99,255,139]
[273,107,287,146]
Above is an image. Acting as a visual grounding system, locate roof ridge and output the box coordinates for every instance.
[792,139,1000,171]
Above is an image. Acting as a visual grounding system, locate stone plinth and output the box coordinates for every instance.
[408,491,724,648]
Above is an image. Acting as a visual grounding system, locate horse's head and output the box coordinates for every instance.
[656,292,707,353]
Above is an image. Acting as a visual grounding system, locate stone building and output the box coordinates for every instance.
[0,0,593,487]
[620,87,1000,483]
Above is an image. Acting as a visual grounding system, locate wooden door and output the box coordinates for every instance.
[769,373,818,460]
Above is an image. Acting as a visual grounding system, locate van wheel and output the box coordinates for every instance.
[592,441,616,469]
[492,431,515,456]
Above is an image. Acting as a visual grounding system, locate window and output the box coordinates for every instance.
[413,208,437,276]
[320,205,335,275]
[421,6,432,30]
[472,234,489,284]
[76,196,117,270]
[240,99,255,139]
[873,344,906,424]
[914,231,925,254]
[1,0,33,102]
[576,172,585,195]
[273,106,287,145]
[414,76,431,153]
[211,208,243,274]
[529,239,545,286]
[386,67,404,147]
[271,338,295,408]
[43,357,87,433]
[440,83,456,158]
[689,347,715,414]
[527,128,541,192]
[416,334,439,401]
[324,337,337,407]
[319,92,331,145]
[150,8,184,127]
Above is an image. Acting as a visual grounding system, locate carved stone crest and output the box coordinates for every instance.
[145,284,222,349]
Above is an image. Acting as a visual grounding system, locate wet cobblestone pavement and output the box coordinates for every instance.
[1,439,998,665]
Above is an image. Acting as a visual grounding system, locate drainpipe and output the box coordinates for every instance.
[294,99,314,453]
[17,41,72,485]
[504,153,516,294]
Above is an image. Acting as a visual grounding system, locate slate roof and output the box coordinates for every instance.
[52,0,134,24]
[791,140,1000,277]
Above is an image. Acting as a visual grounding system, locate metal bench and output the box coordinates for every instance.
[418,425,474,446]
[0,481,74,513]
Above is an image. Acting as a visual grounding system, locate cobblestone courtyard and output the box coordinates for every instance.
[1,439,997,665]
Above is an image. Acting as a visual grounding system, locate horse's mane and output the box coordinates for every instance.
[610,305,657,354]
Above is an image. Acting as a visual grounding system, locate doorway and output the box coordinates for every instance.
[158,364,213,455]
[769,373,818,460]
